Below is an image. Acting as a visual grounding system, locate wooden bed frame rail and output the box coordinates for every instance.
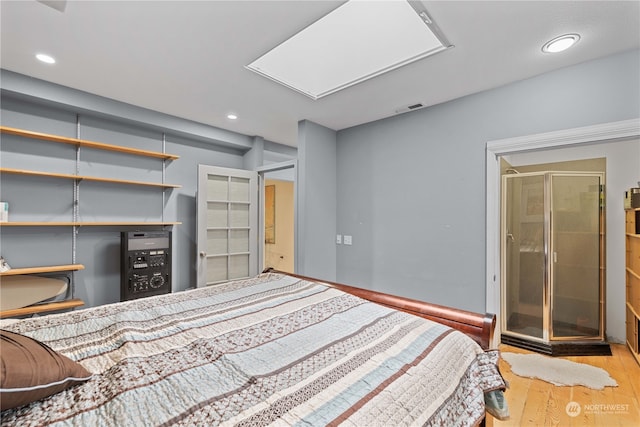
[263,269,495,350]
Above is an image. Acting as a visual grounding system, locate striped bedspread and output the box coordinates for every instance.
[1,273,504,426]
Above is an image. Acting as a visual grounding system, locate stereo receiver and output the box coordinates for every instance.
[121,231,171,301]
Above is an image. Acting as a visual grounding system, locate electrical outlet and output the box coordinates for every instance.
[336,234,342,244]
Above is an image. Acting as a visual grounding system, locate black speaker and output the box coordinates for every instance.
[121,231,171,301]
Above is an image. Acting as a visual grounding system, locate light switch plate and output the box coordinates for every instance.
[336,234,342,244]
[344,235,352,245]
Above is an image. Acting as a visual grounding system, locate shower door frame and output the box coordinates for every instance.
[500,171,605,344]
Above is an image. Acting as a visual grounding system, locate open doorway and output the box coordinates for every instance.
[486,118,640,349]
[258,161,296,274]
[263,177,294,272]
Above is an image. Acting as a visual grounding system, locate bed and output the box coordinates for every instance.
[1,271,505,426]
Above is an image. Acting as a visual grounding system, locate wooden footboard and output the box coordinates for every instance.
[264,269,495,350]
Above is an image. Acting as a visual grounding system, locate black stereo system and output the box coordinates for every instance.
[121,231,171,301]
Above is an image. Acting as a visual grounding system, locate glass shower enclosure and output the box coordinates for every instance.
[501,172,606,354]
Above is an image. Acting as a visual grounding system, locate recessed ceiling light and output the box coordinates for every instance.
[542,34,580,53]
[227,114,238,120]
[36,53,56,64]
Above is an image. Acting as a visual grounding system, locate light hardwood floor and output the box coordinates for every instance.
[486,343,640,426]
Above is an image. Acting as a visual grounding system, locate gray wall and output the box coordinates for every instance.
[0,72,292,308]
[297,120,337,280]
[335,49,640,315]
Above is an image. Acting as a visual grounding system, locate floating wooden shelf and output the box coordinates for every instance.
[0,222,181,227]
[1,126,179,160]
[0,168,181,189]
[1,126,181,319]
[0,299,85,318]
[0,264,85,276]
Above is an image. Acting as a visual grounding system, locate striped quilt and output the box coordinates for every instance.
[1,273,504,426]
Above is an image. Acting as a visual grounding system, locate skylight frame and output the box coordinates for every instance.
[246,0,451,100]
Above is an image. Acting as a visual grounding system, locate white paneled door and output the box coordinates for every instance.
[197,165,258,287]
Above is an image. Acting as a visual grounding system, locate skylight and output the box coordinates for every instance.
[246,0,450,100]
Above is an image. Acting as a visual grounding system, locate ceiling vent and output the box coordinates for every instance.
[246,0,451,100]
[395,102,426,114]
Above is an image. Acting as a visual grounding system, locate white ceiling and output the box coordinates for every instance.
[1,1,639,147]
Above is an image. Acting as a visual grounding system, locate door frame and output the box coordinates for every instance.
[485,118,640,347]
[256,160,297,274]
